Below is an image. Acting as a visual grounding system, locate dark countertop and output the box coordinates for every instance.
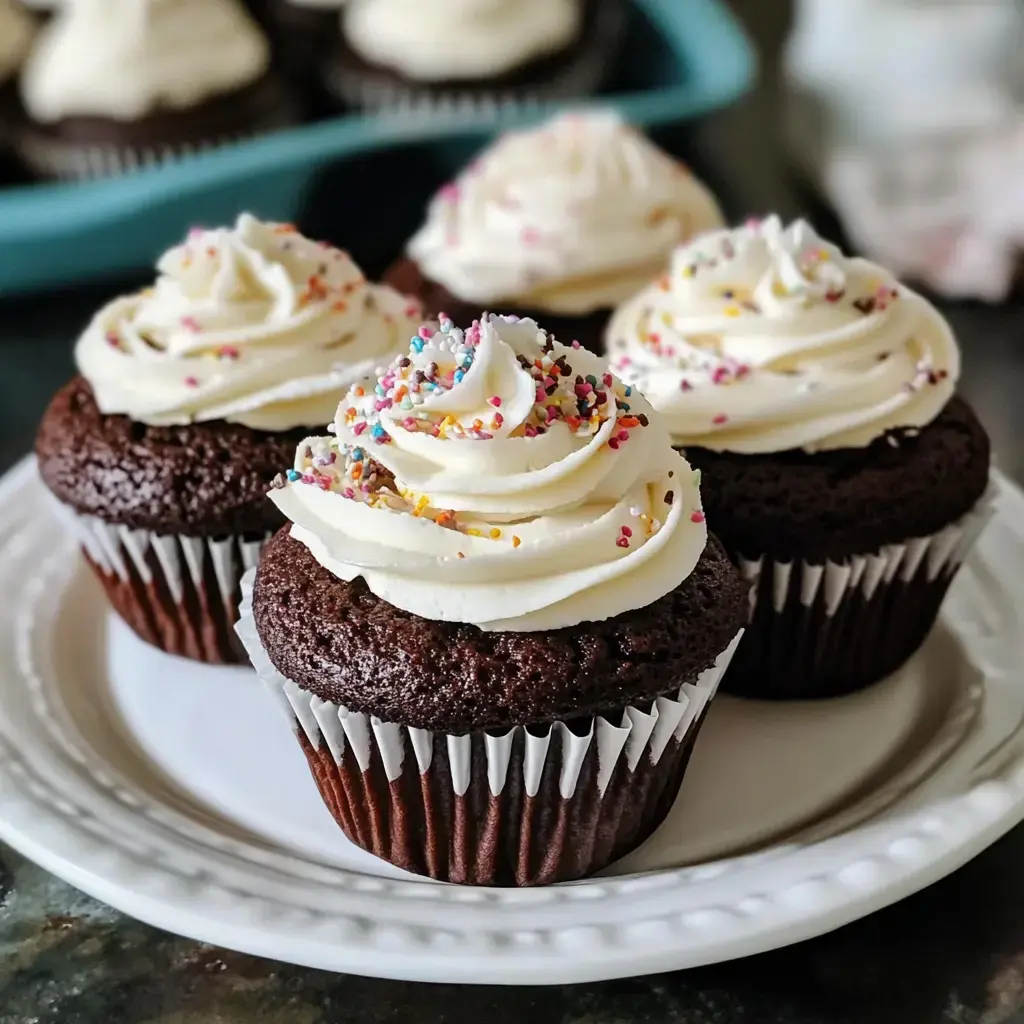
[3,3,1024,1021]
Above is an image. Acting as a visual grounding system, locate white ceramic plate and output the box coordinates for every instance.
[1,458,1023,985]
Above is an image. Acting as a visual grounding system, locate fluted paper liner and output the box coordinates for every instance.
[236,570,742,885]
[723,482,998,700]
[51,498,269,664]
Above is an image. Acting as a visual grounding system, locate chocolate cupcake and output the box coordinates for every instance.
[385,111,725,354]
[15,0,298,181]
[326,0,621,113]
[607,216,994,700]
[261,0,345,89]
[36,214,422,664]
[235,313,748,885]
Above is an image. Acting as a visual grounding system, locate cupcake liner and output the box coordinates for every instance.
[722,482,998,700]
[50,498,270,664]
[236,571,742,885]
[16,126,279,182]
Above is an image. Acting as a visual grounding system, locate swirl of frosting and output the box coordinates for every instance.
[407,111,725,317]
[76,214,423,432]
[270,314,708,631]
[606,216,959,454]
[343,0,580,82]
[0,0,35,85]
[20,0,269,122]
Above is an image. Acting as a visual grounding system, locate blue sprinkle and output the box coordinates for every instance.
[454,370,465,383]
[624,386,632,396]
[286,469,301,482]
[410,337,425,353]
[352,448,364,461]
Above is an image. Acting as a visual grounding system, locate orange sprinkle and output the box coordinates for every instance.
[353,386,364,398]
[332,300,348,312]
[457,552,466,559]
[350,463,363,480]
[512,536,522,548]
[619,416,641,429]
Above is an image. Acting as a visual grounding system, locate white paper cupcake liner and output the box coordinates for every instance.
[723,481,998,699]
[236,569,742,884]
[51,497,270,664]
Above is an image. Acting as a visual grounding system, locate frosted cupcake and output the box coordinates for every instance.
[16,0,297,180]
[607,216,993,700]
[386,111,724,353]
[327,0,622,112]
[36,214,422,664]
[237,313,748,884]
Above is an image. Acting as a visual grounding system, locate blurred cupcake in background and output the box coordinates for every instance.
[326,0,622,113]
[16,0,299,180]
[386,110,724,352]
[35,214,423,664]
[607,216,993,700]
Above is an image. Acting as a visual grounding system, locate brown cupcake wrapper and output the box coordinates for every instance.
[51,498,269,664]
[236,571,742,885]
[722,481,998,701]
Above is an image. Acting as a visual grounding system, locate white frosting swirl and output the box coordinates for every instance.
[0,0,35,85]
[20,0,270,122]
[76,214,423,432]
[408,111,725,316]
[271,314,707,631]
[343,0,580,82]
[606,217,960,454]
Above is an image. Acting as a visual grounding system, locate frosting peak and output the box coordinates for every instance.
[408,111,725,316]
[607,216,959,454]
[343,0,580,82]
[271,314,708,631]
[76,214,423,431]
[21,0,270,122]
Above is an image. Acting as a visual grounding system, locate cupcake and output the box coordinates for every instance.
[36,214,422,664]
[385,110,724,354]
[16,0,298,181]
[607,216,994,700]
[236,313,748,885]
[326,0,622,113]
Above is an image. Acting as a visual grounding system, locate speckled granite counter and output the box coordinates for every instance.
[4,2,1024,1019]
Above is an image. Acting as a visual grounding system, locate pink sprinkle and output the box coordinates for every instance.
[184,375,199,388]
[616,536,629,548]
[521,228,541,245]
[439,182,460,202]
[181,317,201,333]
[571,341,581,349]
[317,478,331,491]
[488,396,502,407]
[608,438,620,450]
[418,325,434,340]
[691,511,706,523]
[187,226,206,240]
[617,429,629,442]
[546,405,558,422]
[493,413,504,427]
[405,303,421,318]
[302,474,315,485]
[602,373,613,388]
[524,424,538,438]
[403,417,417,429]
[621,526,633,538]
[218,346,240,360]
[618,356,632,367]
[712,413,728,425]
[105,332,120,348]
[736,364,751,379]
[712,366,730,384]
[352,422,368,435]
[680,379,692,392]
[343,487,355,499]
[648,332,661,345]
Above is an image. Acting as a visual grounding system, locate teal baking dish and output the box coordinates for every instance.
[0,0,754,297]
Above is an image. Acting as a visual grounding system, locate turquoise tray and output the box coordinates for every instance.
[0,0,754,297]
